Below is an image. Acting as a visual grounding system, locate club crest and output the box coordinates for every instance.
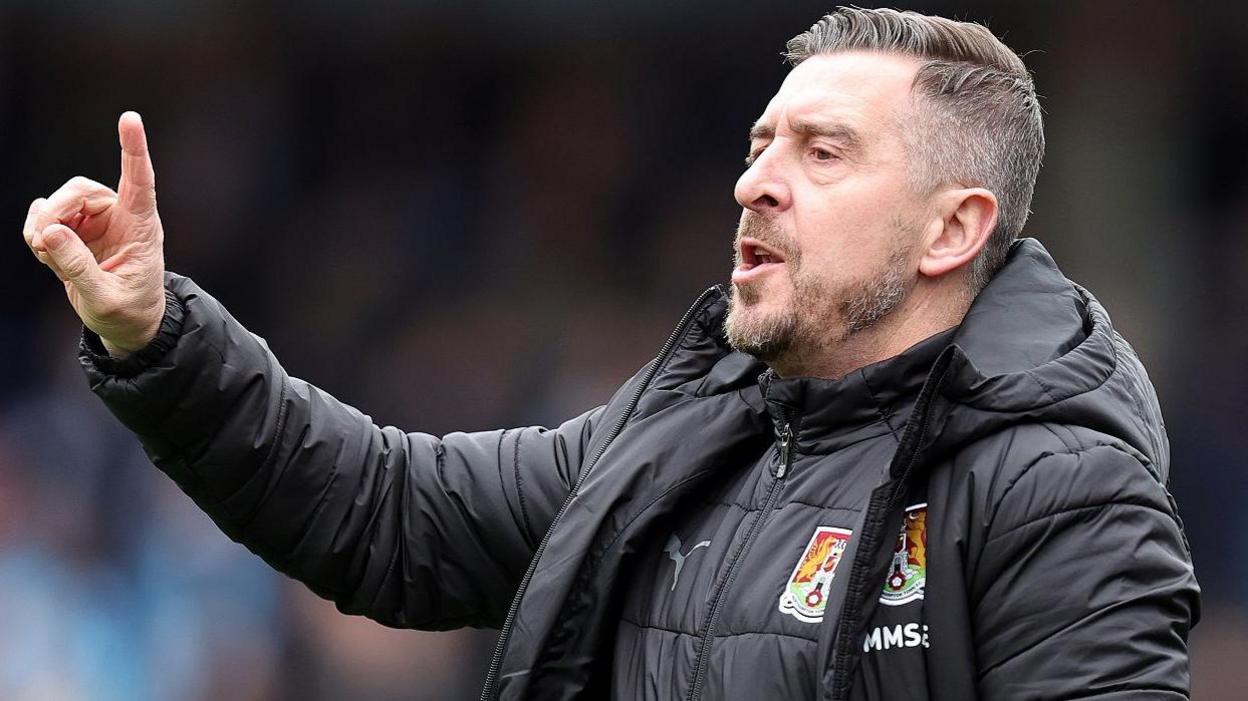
[880,503,927,606]
[778,526,853,623]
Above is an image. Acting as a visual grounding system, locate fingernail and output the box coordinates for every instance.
[44,228,65,251]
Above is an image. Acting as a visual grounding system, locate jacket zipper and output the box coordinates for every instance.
[826,345,955,701]
[686,416,794,701]
[480,286,719,700]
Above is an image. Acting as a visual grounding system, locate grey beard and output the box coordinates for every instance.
[724,295,798,362]
[724,247,910,366]
[839,249,909,337]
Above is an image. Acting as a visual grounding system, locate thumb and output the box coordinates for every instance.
[41,224,103,287]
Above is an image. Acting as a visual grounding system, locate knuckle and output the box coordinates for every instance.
[57,177,101,203]
[61,258,89,279]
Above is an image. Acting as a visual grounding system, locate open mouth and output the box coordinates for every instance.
[733,237,787,284]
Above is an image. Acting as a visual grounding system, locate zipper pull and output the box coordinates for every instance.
[776,422,793,478]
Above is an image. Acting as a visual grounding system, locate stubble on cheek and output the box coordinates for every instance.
[724,213,916,368]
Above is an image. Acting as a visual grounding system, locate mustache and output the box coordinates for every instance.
[734,211,798,262]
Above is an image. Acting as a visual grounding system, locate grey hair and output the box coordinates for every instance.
[785,7,1045,291]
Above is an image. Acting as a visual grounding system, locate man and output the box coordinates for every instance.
[23,7,1198,700]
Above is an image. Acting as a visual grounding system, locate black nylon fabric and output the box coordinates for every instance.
[607,327,952,701]
[80,238,1199,700]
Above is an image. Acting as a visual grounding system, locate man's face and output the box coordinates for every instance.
[725,51,929,373]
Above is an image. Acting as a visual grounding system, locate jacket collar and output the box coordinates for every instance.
[758,327,954,455]
[655,237,1159,469]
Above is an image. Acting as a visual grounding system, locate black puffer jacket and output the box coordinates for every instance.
[81,239,1199,700]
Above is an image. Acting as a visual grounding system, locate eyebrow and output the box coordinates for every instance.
[749,119,864,153]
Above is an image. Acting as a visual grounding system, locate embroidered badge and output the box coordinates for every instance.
[778,526,853,623]
[880,503,927,606]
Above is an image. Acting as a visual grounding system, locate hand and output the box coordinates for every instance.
[24,112,166,357]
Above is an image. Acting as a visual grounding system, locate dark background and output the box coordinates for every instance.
[1,1,1244,698]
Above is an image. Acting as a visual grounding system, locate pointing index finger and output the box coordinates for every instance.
[118,111,156,212]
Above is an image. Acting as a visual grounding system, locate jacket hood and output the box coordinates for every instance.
[928,238,1169,480]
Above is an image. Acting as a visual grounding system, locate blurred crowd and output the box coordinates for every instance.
[1,1,1246,698]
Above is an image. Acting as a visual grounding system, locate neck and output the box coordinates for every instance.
[771,278,971,380]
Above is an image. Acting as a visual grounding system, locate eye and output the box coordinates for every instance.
[811,147,837,162]
[744,146,766,168]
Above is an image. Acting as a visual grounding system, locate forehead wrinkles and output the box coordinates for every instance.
[752,107,909,171]
[755,52,919,152]
[753,93,907,155]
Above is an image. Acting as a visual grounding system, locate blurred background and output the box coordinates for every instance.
[1,0,1244,698]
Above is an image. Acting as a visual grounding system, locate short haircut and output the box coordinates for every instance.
[785,7,1045,291]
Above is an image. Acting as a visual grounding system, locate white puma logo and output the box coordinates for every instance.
[665,534,711,591]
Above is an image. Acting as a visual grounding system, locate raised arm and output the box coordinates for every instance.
[25,114,600,629]
[81,274,600,628]
[24,112,166,357]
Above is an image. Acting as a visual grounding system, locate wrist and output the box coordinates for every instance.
[99,295,167,358]
[81,284,185,378]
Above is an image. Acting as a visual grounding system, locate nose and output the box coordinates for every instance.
[734,149,791,214]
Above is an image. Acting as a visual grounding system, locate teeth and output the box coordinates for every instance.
[758,253,773,264]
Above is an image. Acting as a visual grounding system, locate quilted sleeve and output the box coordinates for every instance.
[972,443,1200,700]
[80,272,602,629]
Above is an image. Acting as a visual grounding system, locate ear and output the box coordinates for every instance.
[917,187,998,278]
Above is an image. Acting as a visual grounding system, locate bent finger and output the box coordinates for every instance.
[45,176,117,218]
[30,177,118,240]
[31,179,117,249]
[23,197,47,248]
